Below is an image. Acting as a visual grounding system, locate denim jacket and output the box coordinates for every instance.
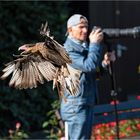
[62,36,103,106]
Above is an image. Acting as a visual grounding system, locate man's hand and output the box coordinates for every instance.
[89,28,104,43]
[102,51,116,65]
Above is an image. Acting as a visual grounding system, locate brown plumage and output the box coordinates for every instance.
[0,22,81,97]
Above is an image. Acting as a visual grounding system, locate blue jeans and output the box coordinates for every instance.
[60,101,94,140]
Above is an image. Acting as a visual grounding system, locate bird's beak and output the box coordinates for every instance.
[18,45,28,51]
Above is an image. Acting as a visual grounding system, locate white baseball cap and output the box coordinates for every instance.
[67,14,88,28]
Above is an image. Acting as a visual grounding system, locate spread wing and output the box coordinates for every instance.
[0,21,81,96]
[1,53,57,90]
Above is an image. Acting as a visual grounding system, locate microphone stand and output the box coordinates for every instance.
[104,40,120,140]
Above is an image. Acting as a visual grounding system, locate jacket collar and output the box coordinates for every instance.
[66,35,88,52]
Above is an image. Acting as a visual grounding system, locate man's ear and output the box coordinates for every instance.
[65,28,71,36]
[68,27,72,34]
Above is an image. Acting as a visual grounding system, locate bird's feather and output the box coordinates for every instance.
[0,21,80,97]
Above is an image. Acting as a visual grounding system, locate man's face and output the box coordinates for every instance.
[68,18,88,41]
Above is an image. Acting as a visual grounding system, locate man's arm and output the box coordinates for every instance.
[66,28,104,72]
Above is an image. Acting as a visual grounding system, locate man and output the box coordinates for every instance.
[60,14,115,140]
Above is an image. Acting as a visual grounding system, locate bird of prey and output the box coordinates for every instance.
[0,22,81,98]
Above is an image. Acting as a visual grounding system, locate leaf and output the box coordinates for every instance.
[42,122,49,128]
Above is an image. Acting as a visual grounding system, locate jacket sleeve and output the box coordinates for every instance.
[66,42,103,72]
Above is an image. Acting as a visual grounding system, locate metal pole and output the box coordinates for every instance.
[105,40,120,140]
